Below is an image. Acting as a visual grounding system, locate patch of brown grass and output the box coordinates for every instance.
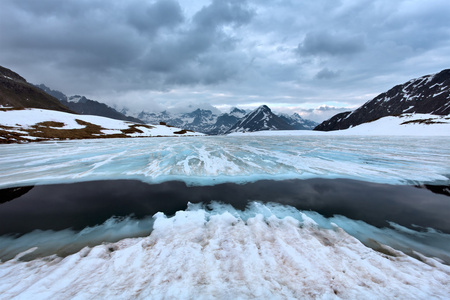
[120,124,155,134]
[35,121,65,128]
[173,129,188,134]
[400,118,446,125]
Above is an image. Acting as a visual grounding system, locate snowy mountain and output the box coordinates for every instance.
[136,107,245,134]
[206,107,247,135]
[34,84,144,124]
[0,66,72,113]
[226,105,294,133]
[138,109,218,133]
[278,112,318,130]
[137,106,318,135]
[315,69,450,131]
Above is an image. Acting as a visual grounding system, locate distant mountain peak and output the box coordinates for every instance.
[226,105,292,133]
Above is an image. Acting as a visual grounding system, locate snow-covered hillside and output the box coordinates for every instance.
[0,108,204,143]
[229,114,450,136]
[315,68,450,131]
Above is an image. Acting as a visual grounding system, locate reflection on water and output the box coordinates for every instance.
[0,179,449,235]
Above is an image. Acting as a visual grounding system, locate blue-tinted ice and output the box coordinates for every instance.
[0,135,449,188]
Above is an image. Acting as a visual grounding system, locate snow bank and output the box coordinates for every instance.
[0,203,448,299]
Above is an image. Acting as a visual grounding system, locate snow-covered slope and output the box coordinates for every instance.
[0,108,204,143]
[315,69,450,131]
[230,114,450,136]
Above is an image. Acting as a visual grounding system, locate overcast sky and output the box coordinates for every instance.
[1,0,449,121]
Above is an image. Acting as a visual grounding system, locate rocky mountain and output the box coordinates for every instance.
[315,69,450,131]
[138,105,317,135]
[138,109,217,132]
[0,66,72,113]
[137,107,247,135]
[206,108,247,135]
[278,113,318,130]
[35,84,144,124]
[226,105,293,133]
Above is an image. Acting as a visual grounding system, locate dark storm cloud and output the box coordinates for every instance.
[0,0,449,117]
[126,0,184,35]
[297,31,365,57]
[140,0,254,85]
[0,0,254,91]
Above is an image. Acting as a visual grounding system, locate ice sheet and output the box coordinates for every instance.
[0,136,449,188]
[0,203,448,299]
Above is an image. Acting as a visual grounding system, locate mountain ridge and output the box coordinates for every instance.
[315,69,450,131]
[0,66,73,113]
[34,84,144,124]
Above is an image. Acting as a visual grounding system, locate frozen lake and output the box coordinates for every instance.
[1,135,449,188]
[0,135,449,299]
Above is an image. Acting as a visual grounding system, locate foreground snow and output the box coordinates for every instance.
[1,135,449,188]
[228,114,450,137]
[0,108,204,142]
[0,203,448,299]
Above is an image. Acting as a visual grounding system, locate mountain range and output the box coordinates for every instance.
[136,106,317,134]
[315,69,450,131]
[3,64,449,136]
[32,83,318,134]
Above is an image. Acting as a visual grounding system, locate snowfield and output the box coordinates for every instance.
[0,108,204,143]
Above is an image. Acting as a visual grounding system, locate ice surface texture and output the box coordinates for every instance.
[0,135,449,188]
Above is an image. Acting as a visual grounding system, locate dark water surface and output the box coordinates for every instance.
[0,178,449,235]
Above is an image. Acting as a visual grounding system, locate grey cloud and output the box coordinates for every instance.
[297,31,365,56]
[316,68,340,80]
[1,0,450,114]
[296,106,353,123]
[193,0,254,28]
[126,0,184,35]
[140,0,254,85]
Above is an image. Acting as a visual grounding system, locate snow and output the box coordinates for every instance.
[0,108,205,139]
[0,203,448,299]
[0,133,449,189]
[433,90,447,97]
[1,75,13,80]
[67,95,82,103]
